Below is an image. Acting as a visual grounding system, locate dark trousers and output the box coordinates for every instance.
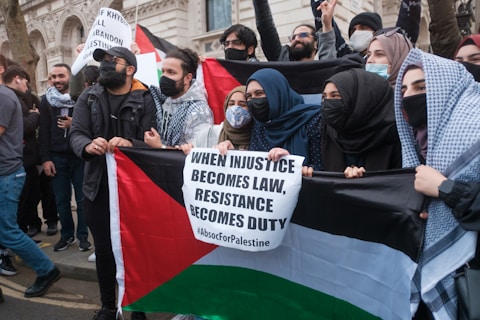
[84,181,116,309]
[17,166,41,232]
[39,171,58,225]
[17,167,58,232]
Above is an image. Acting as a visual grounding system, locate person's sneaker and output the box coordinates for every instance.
[24,266,61,298]
[46,223,58,236]
[0,254,17,276]
[53,236,75,252]
[88,252,96,262]
[131,311,147,320]
[92,306,117,320]
[78,237,92,252]
[27,226,40,237]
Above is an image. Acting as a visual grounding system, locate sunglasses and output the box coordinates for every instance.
[288,32,315,42]
[222,39,243,47]
[374,27,413,49]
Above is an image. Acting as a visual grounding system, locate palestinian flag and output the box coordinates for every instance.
[201,58,363,124]
[135,24,177,80]
[133,26,362,124]
[107,148,425,320]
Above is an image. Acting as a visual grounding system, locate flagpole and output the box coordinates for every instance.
[133,0,139,41]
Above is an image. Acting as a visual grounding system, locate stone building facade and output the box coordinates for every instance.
[0,0,476,93]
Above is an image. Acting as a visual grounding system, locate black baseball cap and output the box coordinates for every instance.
[93,46,137,71]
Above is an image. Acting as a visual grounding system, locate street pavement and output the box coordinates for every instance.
[29,223,97,282]
[4,224,175,319]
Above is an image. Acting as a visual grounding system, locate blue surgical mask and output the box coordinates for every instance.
[365,63,390,79]
[226,105,252,128]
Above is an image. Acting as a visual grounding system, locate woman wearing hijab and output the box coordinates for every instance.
[396,48,480,319]
[319,68,401,178]
[179,86,252,154]
[365,28,412,86]
[454,34,480,65]
[219,68,322,170]
[453,34,480,82]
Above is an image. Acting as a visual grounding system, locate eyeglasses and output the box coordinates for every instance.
[221,39,243,47]
[288,32,315,42]
[374,27,413,49]
[102,55,130,66]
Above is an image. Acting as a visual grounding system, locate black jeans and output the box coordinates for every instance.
[17,167,58,232]
[17,166,42,232]
[84,181,116,309]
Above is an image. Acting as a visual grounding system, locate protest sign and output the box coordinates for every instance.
[134,52,158,86]
[71,8,132,75]
[182,149,304,251]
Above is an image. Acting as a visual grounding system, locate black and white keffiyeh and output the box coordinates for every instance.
[45,86,75,108]
[150,80,212,146]
[395,49,480,319]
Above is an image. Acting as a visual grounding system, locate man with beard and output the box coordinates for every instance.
[38,63,91,253]
[219,24,259,61]
[70,46,156,320]
[253,0,336,61]
[145,47,213,149]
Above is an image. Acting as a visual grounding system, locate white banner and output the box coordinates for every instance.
[71,8,132,75]
[182,149,304,252]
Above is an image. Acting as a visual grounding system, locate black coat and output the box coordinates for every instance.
[69,80,156,201]
[11,88,41,167]
[38,94,75,163]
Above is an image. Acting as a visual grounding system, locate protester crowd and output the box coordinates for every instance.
[0,0,479,319]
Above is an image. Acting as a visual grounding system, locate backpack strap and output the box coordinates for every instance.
[87,93,97,109]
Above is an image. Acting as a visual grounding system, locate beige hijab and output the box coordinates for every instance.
[218,85,253,150]
[372,33,412,86]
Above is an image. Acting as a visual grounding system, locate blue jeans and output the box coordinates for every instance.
[51,154,88,239]
[0,168,54,276]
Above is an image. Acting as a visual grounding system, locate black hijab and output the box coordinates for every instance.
[321,69,401,171]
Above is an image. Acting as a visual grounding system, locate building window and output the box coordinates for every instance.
[207,0,231,31]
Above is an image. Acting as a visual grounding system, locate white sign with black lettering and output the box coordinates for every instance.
[182,149,304,251]
[72,8,132,75]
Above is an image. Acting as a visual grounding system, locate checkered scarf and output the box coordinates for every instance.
[150,80,210,146]
[45,86,75,108]
[394,49,480,319]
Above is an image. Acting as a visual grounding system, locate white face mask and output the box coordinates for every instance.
[365,63,390,79]
[349,30,373,53]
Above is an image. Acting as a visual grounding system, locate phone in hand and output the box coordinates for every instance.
[56,115,67,120]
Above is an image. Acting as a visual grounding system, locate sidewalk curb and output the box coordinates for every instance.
[21,232,97,282]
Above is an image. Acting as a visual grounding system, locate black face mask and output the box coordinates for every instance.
[98,62,127,89]
[247,97,270,123]
[160,76,183,97]
[225,48,248,61]
[402,93,427,129]
[99,61,116,76]
[322,99,350,131]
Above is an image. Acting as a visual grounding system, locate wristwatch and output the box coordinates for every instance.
[438,179,455,199]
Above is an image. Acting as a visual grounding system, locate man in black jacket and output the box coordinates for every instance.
[39,63,91,253]
[70,46,156,320]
